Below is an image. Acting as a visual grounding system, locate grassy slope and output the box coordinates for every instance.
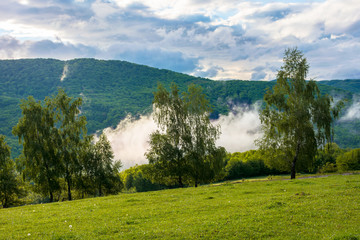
[1,174,359,239]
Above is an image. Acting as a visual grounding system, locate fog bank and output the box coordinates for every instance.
[340,97,360,121]
[102,105,262,170]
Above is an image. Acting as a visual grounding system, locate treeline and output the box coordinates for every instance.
[1,58,359,160]
[2,50,360,208]
[1,89,122,208]
[1,88,360,208]
[119,144,360,193]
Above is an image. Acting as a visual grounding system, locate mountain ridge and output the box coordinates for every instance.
[0,58,359,157]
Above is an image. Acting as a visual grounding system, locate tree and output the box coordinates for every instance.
[146,83,189,187]
[336,148,360,171]
[146,83,225,187]
[83,133,122,196]
[13,89,90,201]
[13,95,61,202]
[55,88,88,201]
[256,48,343,179]
[314,142,344,172]
[0,135,23,208]
[183,84,224,187]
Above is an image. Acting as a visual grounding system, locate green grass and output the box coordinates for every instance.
[1,174,360,239]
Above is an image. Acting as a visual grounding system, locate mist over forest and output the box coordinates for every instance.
[0,58,359,169]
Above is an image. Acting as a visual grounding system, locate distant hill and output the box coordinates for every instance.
[318,79,360,94]
[0,58,359,156]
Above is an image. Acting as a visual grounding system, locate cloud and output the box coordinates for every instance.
[0,35,23,58]
[250,66,267,80]
[28,40,98,59]
[215,104,262,153]
[0,36,98,59]
[102,115,157,170]
[340,97,360,121]
[1,0,360,80]
[114,48,199,73]
[195,65,224,78]
[102,103,262,170]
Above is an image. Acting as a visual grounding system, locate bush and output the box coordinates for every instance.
[336,148,360,171]
[318,162,337,173]
[224,150,280,180]
[314,143,344,173]
[120,165,165,192]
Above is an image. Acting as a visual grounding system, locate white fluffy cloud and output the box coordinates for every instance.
[1,0,360,80]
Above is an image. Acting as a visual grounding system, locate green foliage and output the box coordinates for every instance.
[146,83,189,187]
[314,143,345,172]
[183,84,225,186]
[82,133,123,197]
[336,148,360,171]
[334,120,360,149]
[146,83,225,187]
[224,150,282,180]
[318,79,360,94]
[12,89,122,201]
[257,48,343,179]
[0,58,357,159]
[0,135,24,208]
[120,165,165,192]
[13,95,62,202]
[318,162,337,173]
[55,88,88,201]
[0,174,359,239]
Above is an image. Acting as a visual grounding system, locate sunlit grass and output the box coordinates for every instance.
[1,174,360,239]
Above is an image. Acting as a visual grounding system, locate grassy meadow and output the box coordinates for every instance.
[1,174,359,239]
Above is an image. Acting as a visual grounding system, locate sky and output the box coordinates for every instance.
[1,0,360,80]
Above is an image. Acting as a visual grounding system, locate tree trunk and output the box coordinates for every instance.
[178,175,183,188]
[290,159,296,179]
[44,160,54,202]
[67,178,72,201]
[98,183,102,197]
[291,142,301,179]
[66,167,72,201]
[65,160,72,201]
[3,195,8,208]
[49,190,53,202]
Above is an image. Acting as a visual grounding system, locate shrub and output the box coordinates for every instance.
[224,150,280,180]
[336,148,360,171]
[318,162,337,173]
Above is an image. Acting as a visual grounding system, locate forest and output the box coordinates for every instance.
[0,58,359,159]
[1,49,360,208]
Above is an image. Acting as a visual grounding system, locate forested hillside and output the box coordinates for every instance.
[0,59,359,156]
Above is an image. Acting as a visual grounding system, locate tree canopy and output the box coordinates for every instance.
[12,89,123,201]
[146,83,225,187]
[13,94,61,202]
[0,135,23,208]
[256,48,343,179]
